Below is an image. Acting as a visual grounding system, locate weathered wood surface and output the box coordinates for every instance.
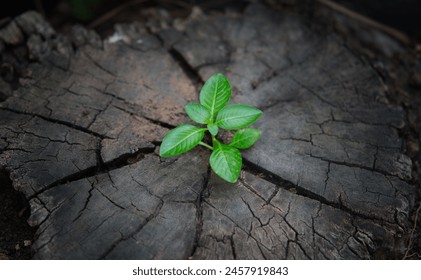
[0,5,415,259]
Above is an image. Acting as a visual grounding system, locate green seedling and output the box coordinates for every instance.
[159,73,262,183]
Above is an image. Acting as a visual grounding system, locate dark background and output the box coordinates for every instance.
[1,0,421,40]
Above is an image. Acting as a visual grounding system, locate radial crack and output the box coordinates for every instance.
[0,107,109,139]
[190,166,211,258]
[243,159,396,225]
[29,147,156,199]
[99,200,164,259]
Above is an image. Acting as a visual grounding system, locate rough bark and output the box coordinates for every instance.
[0,4,415,259]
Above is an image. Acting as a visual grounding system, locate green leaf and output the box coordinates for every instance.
[216,105,262,130]
[159,124,205,157]
[199,73,231,120]
[210,141,242,183]
[185,104,211,124]
[207,124,219,136]
[229,128,261,149]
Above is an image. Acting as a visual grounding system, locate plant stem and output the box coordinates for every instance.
[199,141,213,150]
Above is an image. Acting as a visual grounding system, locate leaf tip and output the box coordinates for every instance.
[228,177,238,184]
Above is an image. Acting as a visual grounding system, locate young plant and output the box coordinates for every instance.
[159,73,262,183]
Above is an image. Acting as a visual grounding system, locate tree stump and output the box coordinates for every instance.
[0,4,415,259]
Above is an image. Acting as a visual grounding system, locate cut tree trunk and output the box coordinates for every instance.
[0,5,415,259]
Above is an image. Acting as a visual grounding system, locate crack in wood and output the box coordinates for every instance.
[168,48,203,89]
[28,146,156,200]
[0,107,109,139]
[99,200,164,259]
[242,158,399,226]
[189,166,211,258]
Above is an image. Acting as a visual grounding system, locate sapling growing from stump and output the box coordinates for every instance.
[159,73,262,183]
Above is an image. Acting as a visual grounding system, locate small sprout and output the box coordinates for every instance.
[159,73,262,183]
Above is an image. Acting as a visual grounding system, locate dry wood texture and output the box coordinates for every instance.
[0,4,415,259]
